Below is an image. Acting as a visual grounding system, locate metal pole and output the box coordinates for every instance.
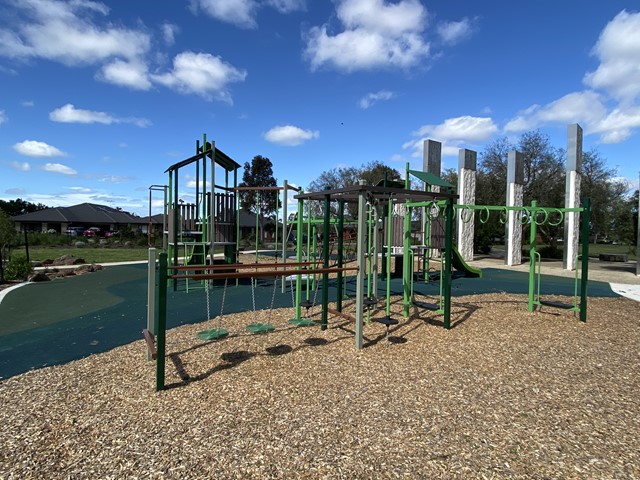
[336,199,345,312]
[295,195,304,319]
[156,253,168,391]
[282,180,288,292]
[321,189,330,330]
[580,197,590,322]
[147,248,157,361]
[527,201,538,312]
[386,196,393,316]
[355,180,367,348]
[443,197,454,328]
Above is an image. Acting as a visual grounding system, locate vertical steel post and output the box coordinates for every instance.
[295,195,304,319]
[156,253,167,391]
[336,199,345,312]
[527,201,538,312]
[321,189,331,330]
[580,197,590,322]
[403,164,412,318]
[282,180,288,292]
[355,181,367,348]
[386,196,393,316]
[147,248,157,361]
[443,197,453,329]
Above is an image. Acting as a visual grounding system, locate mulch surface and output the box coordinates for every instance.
[1,292,639,479]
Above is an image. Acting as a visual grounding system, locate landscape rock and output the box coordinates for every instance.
[28,272,51,282]
[52,255,85,266]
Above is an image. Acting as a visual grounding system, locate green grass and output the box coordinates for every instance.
[492,243,637,261]
[12,246,151,264]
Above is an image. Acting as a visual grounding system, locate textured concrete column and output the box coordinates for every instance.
[423,139,442,192]
[506,150,524,266]
[457,149,477,261]
[564,124,582,271]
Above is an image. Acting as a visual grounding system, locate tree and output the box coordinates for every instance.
[0,198,47,217]
[237,155,281,241]
[307,161,402,218]
[580,149,629,243]
[0,211,17,282]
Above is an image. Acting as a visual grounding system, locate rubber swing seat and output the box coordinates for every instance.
[197,328,229,341]
[246,323,276,334]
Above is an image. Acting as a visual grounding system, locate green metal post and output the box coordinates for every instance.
[255,191,260,264]
[443,197,453,329]
[579,197,590,322]
[156,253,168,391]
[355,180,367,348]
[527,200,538,312]
[295,195,304,320]
[403,164,412,318]
[321,190,330,330]
[337,199,345,312]
[386,196,393,316]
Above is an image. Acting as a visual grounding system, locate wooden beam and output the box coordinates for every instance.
[142,329,157,360]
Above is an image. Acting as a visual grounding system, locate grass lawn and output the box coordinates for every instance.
[13,246,151,264]
[492,243,637,261]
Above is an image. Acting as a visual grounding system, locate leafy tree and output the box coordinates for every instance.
[0,211,17,282]
[238,155,281,241]
[0,198,47,217]
[307,161,402,218]
[580,149,629,243]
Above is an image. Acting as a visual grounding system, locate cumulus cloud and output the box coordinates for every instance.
[161,23,178,45]
[42,163,77,175]
[190,0,305,28]
[152,51,247,101]
[49,104,151,127]
[437,17,474,45]
[97,59,152,90]
[584,10,640,104]
[10,161,31,171]
[359,90,395,109]
[304,0,430,72]
[264,125,319,146]
[0,0,150,65]
[507,10,640,144]
[0,109,6,124]
[13,140,66,157]
[404,116,498,157]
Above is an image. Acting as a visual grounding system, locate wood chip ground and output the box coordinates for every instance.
[1,290,639,479]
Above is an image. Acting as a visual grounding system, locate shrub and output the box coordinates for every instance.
[538,245,563,259]
[5,255,33,281]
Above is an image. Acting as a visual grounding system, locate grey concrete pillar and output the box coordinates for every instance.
[423,139,442,192]
[457,149,477,261]
[564,124,582,271]
[506,150,524,266]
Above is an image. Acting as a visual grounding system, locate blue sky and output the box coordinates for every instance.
[1,0,639,216]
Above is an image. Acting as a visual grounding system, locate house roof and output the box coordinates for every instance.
[11,203,147,225]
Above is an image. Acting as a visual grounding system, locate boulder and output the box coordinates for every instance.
[52,255,86,266]
[28,272,51,282]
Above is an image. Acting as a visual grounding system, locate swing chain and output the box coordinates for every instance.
[205,279,211,320]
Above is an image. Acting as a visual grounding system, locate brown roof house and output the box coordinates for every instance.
[11,203,149,234]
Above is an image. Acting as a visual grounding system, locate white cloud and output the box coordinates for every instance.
[190,0,305,28]
[49,104,151,127]
[404,116,498,157]
[190,0,258,29]
[13,140,66,157]
[305,0,430,72]
[0,109,6,124]
[0,0,151,65]
[584,10,640,104]
[437,17,474,45]
[10,161,31,171]
[264,125,319,146]
[161,23,178,45]
[152,51,247,102]
[97,59,152,90]
[22,100,34,107]
[42,163,77,175]
[359,90,395,109]
[98,175,134,183]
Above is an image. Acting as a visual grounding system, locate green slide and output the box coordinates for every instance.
[450,246,482,278]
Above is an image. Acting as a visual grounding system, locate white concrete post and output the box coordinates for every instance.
[423,139,442,256]
[506,150,524,266]
[457,149,477,262]
[564,124,582,271]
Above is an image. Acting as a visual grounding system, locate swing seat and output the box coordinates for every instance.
[300,300,314,309]
[246,323,276,334]
[373,316,399,327]
[538,299,578,311]
[288,318,316,327]
[412,300,440,311]
[197,328,229,341]
[363,296,378,307]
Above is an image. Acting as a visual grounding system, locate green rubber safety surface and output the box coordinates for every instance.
[246,322,275,334]
[288,318,316,327]
[196,328,229,341]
